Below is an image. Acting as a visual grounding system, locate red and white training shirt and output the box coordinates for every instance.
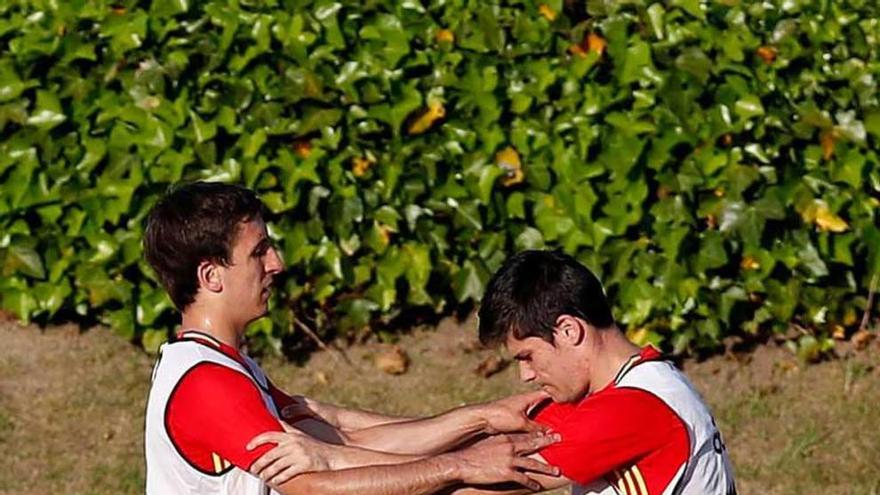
[533,347,736,495]
[145,331,299,495]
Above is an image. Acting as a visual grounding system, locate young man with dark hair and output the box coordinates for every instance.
[142,182,559,495]
[467,250,737,495]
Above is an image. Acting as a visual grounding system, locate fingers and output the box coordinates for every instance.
[257,457,287,484]
[510,472,542,492]
[268,464,306,487]
[521,417,553,434]
[246,431,286,451]
[514,456,561,477]
[511,432,561,455]
[250,447,284,475]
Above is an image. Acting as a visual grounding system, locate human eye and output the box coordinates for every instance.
[252,240,270,257]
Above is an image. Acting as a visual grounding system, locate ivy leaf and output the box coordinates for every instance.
[452,260,489,303]
[5,244,46,279]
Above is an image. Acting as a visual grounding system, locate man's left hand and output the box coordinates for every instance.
[474,390,552,435]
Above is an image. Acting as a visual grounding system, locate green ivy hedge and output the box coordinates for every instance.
[1,0,878,357]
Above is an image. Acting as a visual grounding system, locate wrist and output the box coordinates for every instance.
[461,404,492,435]
[434,452,466,483]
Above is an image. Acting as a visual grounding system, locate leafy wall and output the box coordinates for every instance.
[1,0,878,356]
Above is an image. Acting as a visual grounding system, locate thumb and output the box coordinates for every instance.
[247,433,271,451]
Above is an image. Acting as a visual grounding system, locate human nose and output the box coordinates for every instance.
[265,247,284,274]
[518,362,536,383]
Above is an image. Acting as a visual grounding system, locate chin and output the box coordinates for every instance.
[551,389,583,404]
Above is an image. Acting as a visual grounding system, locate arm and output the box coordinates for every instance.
[247,425,427,485]
[268,383,411,430]
[272,432,561,495]
[442,454,571,494]
[276,457,459,495]
[166,364,328,477]
[295,396,412,430]
[341,391,551,455]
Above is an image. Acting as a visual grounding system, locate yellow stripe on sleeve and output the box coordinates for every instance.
[632,466,649,495]
[623,469,638,495]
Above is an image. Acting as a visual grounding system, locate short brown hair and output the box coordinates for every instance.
[143,182,265,310]
[478,250,615,346]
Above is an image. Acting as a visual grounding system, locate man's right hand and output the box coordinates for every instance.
[446,432,561,491]
[247,423,330,486]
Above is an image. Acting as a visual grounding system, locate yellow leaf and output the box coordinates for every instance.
[740,256,760,271]
[496,146,524,187]
[435,29,455,44]
[801,200,848,232]
[842,307,858,327]
[407,101,445,135]
[815,208,848,232]
[378,224,392,246]
[756,46,777,64]
[375,346,409,375]
[568,44,587,58]
[293,140,311,158]
[538,4,557,21]
[587,32,606,55]
[352,156,375,177]
[820,130,835,160]
[627,327,650,346]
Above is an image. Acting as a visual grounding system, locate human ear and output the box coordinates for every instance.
[196,260,223,293]
[555,314,585,346]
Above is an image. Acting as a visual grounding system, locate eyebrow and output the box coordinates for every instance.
[513,351,531,361]
[251,237,270,256]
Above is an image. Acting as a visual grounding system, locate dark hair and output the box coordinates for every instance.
[478,250,615,346]
[143,181,265,310]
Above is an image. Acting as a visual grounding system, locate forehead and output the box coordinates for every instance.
[505,333,552,355]
[232,217,267,249]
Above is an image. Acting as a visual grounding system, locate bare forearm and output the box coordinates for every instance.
[277,457,460,495]
[324,443,424,470]
[439,485,531,495]
[345,406,486,455]
[306,398,412,430]
[333,406,411,430]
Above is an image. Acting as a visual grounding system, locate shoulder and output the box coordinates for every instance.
[534,386,684,434]
[169,361,261,412]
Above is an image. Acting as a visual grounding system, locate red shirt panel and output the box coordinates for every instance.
[165,335,284,473]
[534,350,689,494]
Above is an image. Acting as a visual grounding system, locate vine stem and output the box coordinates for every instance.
[293,316,356,369]
[859,273,878,333]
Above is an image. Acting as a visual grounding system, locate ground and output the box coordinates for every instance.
[0,316,878,495]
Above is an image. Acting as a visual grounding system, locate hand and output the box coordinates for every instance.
[474,391,552,435]
[246,424,330,486]
[447,432,561,491]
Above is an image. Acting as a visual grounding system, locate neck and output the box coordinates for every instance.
[180,304,242,349]
[587,326,642,394]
